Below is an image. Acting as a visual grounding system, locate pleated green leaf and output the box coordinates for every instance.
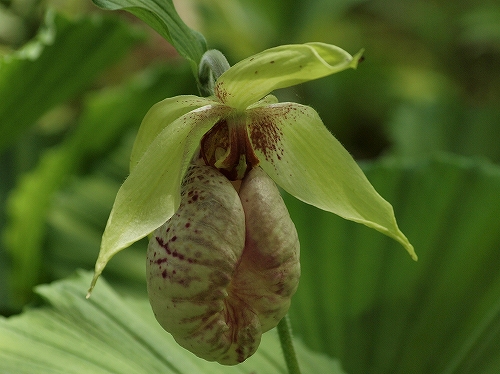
[92,0,207,75]
[0,11,139,151]
[287,153,500,374]
[0,271,345,374]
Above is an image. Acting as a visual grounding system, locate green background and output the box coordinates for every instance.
[1,0,499,373]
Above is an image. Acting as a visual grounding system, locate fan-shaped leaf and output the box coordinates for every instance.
[287,154,500,374]
[0,271,345,374]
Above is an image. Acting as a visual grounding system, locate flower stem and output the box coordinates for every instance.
[277,314,301,374]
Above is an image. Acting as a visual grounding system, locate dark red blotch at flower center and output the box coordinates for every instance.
[201,118,260,181]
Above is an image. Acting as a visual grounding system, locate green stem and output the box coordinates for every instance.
[277,314,301,374]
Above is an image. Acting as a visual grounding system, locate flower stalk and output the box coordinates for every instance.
[278,315,302,374]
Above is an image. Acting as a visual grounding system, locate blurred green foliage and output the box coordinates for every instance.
[0,0,499,372]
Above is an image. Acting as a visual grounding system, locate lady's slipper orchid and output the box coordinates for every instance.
[88,42,417,295]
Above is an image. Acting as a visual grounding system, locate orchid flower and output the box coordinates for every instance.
[88,42,416,295]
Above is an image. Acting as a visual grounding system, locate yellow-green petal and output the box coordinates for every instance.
[215,43,363,110]
[130,95,218,171]
[88,104,229,295]
[247,103,417,260]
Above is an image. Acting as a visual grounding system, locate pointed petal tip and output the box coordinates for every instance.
[406,243,418,261]
[86,268,102,299]
[372,225,417,261]
[350,49,365,70]
[397,234,418,261]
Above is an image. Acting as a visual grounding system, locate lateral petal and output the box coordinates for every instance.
[247,103,416,259]
[88,104,229,294]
